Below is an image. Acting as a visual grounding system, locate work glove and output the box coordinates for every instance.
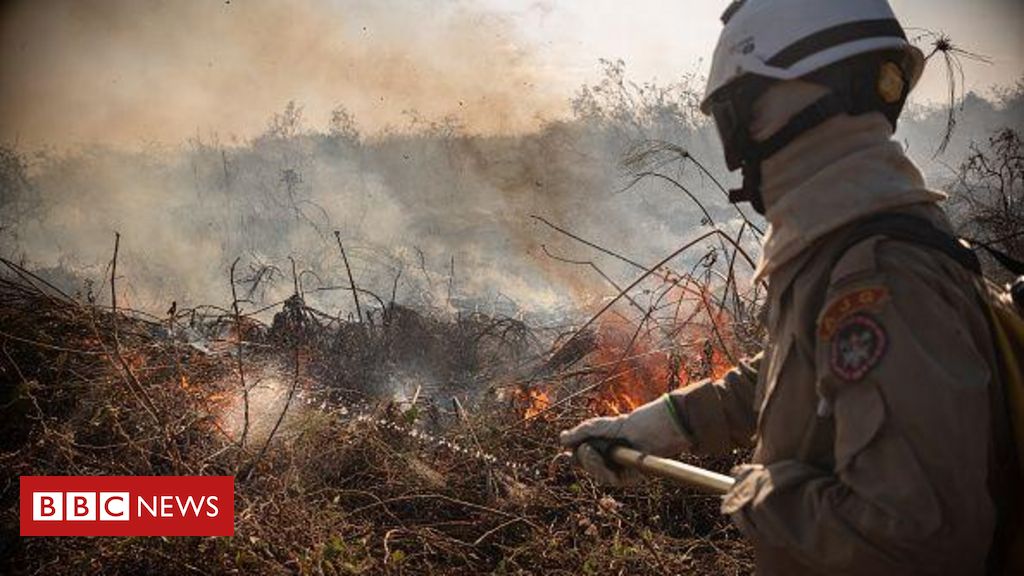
[559,394,693,487]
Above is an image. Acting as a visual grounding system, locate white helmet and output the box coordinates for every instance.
[701,0,924,114]
[700,0,925,214]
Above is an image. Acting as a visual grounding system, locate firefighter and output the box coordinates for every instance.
[560,1,1016,574]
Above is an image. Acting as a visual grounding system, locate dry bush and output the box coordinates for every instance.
[952,127,1024,281]
[0,253,755,575]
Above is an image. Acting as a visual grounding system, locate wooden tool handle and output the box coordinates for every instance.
[589,441,736,495]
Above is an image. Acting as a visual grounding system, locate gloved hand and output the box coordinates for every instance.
[559,394,693,486]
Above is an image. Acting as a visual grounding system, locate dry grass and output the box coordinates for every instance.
[0,249,756,575]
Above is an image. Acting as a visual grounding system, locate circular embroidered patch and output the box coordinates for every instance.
[829,314,887,382]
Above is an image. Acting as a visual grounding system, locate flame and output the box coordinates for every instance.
[573,295,741,416]
[707,344,734,381]
[517,386,551,419]
[586,319,673,415]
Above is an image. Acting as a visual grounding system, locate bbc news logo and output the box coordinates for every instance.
[20,476,234,536]
[32,491,132,521]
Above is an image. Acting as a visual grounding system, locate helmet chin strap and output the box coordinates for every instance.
[730,93,848,215]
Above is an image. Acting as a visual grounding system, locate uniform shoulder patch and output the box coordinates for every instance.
[829,313,888,382]
[818,286,889,340]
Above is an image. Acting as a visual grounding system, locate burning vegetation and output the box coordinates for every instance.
[0,46,1019,573]
[0,177,762,573]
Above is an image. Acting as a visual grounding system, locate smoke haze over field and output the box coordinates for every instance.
[2,0,1021,148]
[0,62,746,317]
[0,1,1021,320]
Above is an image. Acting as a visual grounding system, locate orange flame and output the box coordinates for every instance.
[519,387,551,419]
[574,295,740,416]
[586,319,673,415]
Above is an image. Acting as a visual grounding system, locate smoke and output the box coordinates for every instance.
[0,0,627,316]
[5,70,1019,320]
[0,0,566,148]
[1,69,740,319]
[2,1,1020,322]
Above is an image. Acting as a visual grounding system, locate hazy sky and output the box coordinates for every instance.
[2,0,1021,148]
[489,0,1023,99]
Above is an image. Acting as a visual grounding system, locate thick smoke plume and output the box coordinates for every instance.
[0,0,565,147]
[1,61,742,319]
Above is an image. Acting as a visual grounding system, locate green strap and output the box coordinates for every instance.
[662,393,692,438]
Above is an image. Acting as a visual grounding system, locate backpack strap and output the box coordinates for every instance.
[833,213,982,276]
[975,242,1024,277]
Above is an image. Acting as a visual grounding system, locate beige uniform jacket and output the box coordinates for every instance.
[672,204,1005,575]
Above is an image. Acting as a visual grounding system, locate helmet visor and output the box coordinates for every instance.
[709,97,745,171]
[707,76,770,172]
